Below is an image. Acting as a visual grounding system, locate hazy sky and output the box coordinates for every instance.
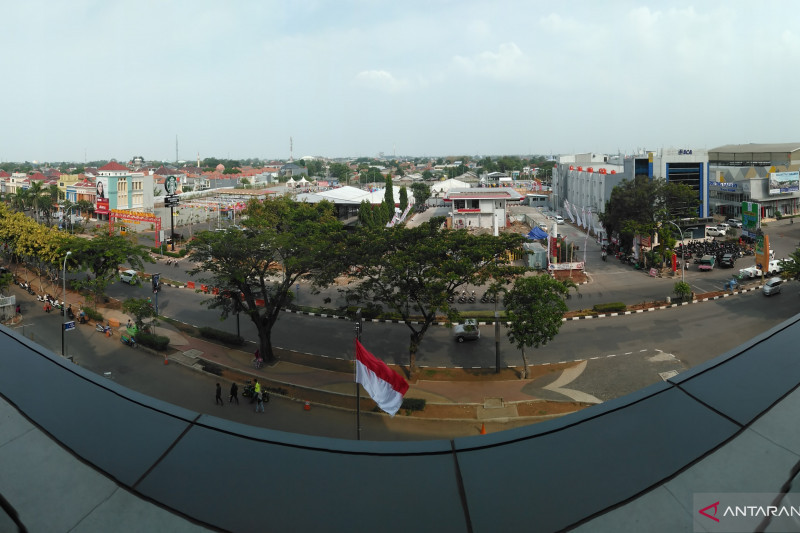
[2,1,798,163]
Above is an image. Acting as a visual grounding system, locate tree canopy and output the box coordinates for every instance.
[599,175,700,250]
[346,216,527,371]
[503,275,574,378]
[187,197,345,363]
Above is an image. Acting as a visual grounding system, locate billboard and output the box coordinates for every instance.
[769,171,799,195]
[741,201,760,237]
[95,177,109,214]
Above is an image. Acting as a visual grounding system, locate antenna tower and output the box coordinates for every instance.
[175,135,179,163]
[289,136,294,162]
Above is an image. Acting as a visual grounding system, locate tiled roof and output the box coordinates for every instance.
[99,161,129,171]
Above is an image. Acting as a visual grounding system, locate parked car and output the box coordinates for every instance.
[717,223,730,231]
[706,227,725,237]
[555,215,565,224]
[767,259,783,275]
[727,219,743,228]
[762,277,784,296]
[453,319,481,343]
[739,266,763,279]
[119,269,138,284]
[698,255,715,271]
[719,254,735,268]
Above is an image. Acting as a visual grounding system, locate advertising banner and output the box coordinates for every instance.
[95,177,109,214]
[769,171,799,195]
[741,201,760,237]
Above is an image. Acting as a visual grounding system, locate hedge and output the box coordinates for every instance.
[198,326,245,346]
[592,302,627,313]
[135,332,171,351]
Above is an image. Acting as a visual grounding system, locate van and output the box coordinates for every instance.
[698,255,715,271]
[762,277,783,296]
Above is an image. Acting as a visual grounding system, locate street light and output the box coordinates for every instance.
[664,221,685,284]
[62,250,72,356]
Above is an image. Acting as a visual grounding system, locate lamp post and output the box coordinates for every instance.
[62,250,72,356]
[665,221,685,284]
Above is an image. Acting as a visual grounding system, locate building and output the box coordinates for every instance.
[552,150,710,239]
[708,143,800,219]
[444,187,523,231]
[94,162,155,220]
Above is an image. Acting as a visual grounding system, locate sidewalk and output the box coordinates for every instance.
[151,320,568,421]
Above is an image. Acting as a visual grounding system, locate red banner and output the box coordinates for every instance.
[95,198,109,215]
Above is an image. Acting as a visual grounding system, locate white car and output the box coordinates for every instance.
[554,215,565,224]
[739,266,762,279]
[119,269,138,284]
[716,223,730,231]
[706,227,725,237]
[727,219,743,228]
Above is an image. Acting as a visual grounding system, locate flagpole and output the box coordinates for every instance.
[354,308,362,441]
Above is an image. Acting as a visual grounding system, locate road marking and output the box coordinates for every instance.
[543,360,602,404]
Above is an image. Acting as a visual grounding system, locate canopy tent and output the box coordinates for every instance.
[526,227,549,240]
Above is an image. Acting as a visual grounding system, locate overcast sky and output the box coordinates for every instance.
[2,1,798,163]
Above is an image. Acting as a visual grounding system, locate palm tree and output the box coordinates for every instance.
[28,180,45,221]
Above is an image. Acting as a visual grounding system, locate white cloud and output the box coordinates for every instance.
[451,43,532,82]
[352,70,410,92]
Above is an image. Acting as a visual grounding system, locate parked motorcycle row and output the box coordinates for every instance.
[446,290,497,305]
[675,240,754,265]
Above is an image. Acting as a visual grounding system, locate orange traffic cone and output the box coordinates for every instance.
[480,423,486,435]
[163,355,169,365]
[304,401,311,411]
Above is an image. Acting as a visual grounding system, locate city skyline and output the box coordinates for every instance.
[2,1,799,163]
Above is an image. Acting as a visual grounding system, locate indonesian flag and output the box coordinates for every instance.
[355,340,409,416]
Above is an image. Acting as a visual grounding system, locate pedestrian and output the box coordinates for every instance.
[127,319,132,329]
[16,304,21,315]
[215,383,224,406]
[229,382,239,405]
[255,391,264,413]
[251,378,261,404]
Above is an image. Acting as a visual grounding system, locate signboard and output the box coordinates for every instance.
[63,321,75,331]
[741,201,760,237]
[755,234,770,275]
[165,176,178,195]
[165,194,180,206]
[769,171,799,195]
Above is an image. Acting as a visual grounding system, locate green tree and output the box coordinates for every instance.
[347,217,527,372]
[121,297,157,333]
[503,274,575,378]
[28,181,45,221]
[358,200,374,227]
[329,162,350,182]
[399,186,408,213]
[410,182,431,207]
[0,271,13,296]
[779,249,800,280]
[599,176,700,252]
[71,232,154,306]
[421,170,433,181]
[187,197,345,363]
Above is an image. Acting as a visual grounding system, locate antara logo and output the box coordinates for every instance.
[699,501,720,522]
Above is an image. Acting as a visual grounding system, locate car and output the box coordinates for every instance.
[706,227,725,237]
[698,255,715,271]
[554,215,565,224]
[538,222,548,230]
[739,266,762,279]
[767,259,783,275]
[453,319,480,343]
[719,254,735,268]
[762,277,783,296]
[119,269,138,284]
[727,219,743,228]
[716,223,730,231]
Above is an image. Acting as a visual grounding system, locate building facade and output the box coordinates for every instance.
[445,188,523,231]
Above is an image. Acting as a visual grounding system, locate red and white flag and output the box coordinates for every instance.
[355,340,409,416]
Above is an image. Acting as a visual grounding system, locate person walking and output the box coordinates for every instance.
[229,382,239,405]
[215,383,224,406]
[250,378,261,404]
[255,391,264,413]
[15,304,21,315]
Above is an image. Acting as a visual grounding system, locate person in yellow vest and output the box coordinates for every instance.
[251,378,261,405]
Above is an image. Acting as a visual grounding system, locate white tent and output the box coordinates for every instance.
[431,179,469,196]
[286,177,296,187]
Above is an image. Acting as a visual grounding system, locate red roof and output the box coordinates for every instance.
[99,161,129,171]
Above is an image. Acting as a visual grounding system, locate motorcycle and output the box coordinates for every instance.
[458,291,467,304]
[96,323,112,336]
[66,306,75,320]
[120,334,137,348]
[468,291,476,304]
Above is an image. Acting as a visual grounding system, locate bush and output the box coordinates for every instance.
[81,307,103,322]
[673,281,692,301]
[401,398,426,411]
[592,302,627,313]
[135,332,170,351]
[198,326,245,346]
[149,247,188,258]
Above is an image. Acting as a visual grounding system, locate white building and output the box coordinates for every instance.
[445,188,523,231]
